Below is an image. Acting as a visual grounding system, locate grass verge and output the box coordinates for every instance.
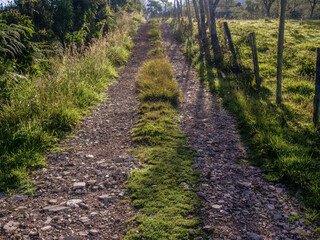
[0,13,143,193]
[124,19,202,240]
[168,18,320,211]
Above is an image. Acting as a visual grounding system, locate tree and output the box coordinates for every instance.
[208,0,222,63]
[276,0,286,105]
[14,0,53,30]
[308,0,319,19]
[245,0,259,19]
[192,0,203,52]
[186,0,193,33]
[198,0,211,63]
[52,0,74,41]
[146,0,162,18]
[261,0,276,18]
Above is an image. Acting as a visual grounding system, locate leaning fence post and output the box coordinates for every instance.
[249,32,261,87]
[313,48,320,127]
[223,22,238,69]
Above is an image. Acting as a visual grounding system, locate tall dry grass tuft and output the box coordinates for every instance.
[136,58,180,106]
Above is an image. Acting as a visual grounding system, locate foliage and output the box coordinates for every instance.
[52,0,74,41]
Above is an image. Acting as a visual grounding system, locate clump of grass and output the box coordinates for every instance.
[147,19,167,58]
[136,58,180,106]
[169,18,320,212]
[0,12,143,192]
[148,19,162,43]
[124,20,202,240]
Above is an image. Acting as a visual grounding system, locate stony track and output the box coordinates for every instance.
[0,23,152,240]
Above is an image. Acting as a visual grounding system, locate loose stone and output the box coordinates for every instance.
[79,216,90,223]
[66,199,82,208]
[266,204,275,210]
[89,229,99,236]
[73,182,86,189]
[12,195,28,201]
[3,221,19,232]
[202,225,214,233]
[41,226,52,231]
[43,205,70,213]
[98,194,114,205]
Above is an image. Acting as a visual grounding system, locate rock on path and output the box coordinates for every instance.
[0,23,152,239]
[161,23,317,240]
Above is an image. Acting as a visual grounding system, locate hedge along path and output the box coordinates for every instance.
[124,20,202,239]
[0,23,152,239]
[161,23,318,240]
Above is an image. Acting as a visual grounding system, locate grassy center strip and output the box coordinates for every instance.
[124,20,201,240]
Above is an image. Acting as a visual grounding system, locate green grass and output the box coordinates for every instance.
[147,19,167,58]
[303,20,320,28]
[169,18,320,211]
[124,20,202,240]
[0,12,144,193]
[136,58,180,106]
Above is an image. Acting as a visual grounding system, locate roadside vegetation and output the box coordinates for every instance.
[125,19,202,239]
[0,0,143,192]
[169,17,320,210]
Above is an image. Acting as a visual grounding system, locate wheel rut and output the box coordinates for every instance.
[161,23,316,240]
[0,23,152,240]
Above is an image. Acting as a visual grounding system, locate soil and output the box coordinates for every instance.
[0,23,152,240]
[161,23,317,240]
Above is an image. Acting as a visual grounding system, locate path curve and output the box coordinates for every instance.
[161,23,316,240]
[0,23,152,240]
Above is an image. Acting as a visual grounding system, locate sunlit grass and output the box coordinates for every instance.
[0,12,144,192]
[169,18,320,211]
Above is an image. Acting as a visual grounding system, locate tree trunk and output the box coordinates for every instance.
[198,0,211,63]
[174,0,177,19]
[186,0,193,34]
[204,0,210,28]
[276,0,287,105]
[208,0,222,63]
[266,6,271,18]
[313,48,320,127]
[310,4,315,19]
[179,0,183,19]
[192,0,204,54]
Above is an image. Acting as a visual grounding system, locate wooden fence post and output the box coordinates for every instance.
[249,32,261,87]
[223,22,238,69]
[313,48,320,127]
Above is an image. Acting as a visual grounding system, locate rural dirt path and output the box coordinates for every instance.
[0,21,317,240]
[0,23,152,240]
[161,23,316,240]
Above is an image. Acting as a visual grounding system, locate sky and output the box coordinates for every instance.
[0,0,13,5]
